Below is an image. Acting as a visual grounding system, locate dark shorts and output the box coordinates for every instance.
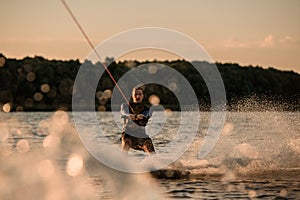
[121,132,153,151]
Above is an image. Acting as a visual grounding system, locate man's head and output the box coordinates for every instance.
[132,86,144,103]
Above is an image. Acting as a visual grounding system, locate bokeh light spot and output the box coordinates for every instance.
[148,94,160,105]
[0,56,6,67]
[234,143,259,158]
[98,96,107,105]
[248,190,257,199]
[103,89,112,99]
[148,65,158,74]
[16,139,30,153]
[2,103,11,113]
[41,84,50,93]
[17,68,23,74]
[164,108,173,117]
[25,98,34,108]
[43,135,61,149]
[66,154,83,176]
[34,92,43,102]
[168,80,178,91]
[38,120,49,128]
[222,123,234,136]
[52,110,69,126]
[97,105,106,112]
[26,72,36,82]
[16,106,24,112]
[96,91,103,100]
[11,128,22,136]
[280,189,288,197]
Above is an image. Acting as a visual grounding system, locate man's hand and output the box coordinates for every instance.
[136,114,145,120]
[128,114,145,120]
[128,114,136,120]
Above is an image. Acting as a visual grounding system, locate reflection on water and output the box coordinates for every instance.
[0,111,299,199]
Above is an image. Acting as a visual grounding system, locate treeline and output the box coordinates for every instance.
[0,54,299,112]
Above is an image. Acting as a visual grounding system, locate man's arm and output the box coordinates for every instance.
[120,103,136,120]
[120,103,130,116]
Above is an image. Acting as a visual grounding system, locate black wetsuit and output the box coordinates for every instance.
[120,103,153,151]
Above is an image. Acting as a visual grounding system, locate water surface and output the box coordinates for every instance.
[0,111,299,199]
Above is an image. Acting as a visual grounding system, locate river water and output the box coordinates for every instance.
[0,111,299,199]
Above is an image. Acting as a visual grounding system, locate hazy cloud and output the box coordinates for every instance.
[224,38,252,48]
[223,34,297,49]
[279,35,295,45]
[259,34,274,48]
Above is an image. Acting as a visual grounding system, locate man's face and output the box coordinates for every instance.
[132,89,144,103]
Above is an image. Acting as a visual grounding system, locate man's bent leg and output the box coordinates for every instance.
[122,138,132,152]
[142,139,155,153]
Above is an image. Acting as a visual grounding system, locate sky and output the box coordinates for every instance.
[1,0,300,73]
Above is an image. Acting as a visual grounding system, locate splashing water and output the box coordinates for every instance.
[0,111,165,200]
[0,109,299,199]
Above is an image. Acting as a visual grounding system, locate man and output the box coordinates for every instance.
[120,86,155,154]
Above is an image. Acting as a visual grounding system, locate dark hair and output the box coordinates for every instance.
[129,85,145,104]
[132,86,144,94]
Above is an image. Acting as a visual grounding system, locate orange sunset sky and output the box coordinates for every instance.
[1,0,300,73]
